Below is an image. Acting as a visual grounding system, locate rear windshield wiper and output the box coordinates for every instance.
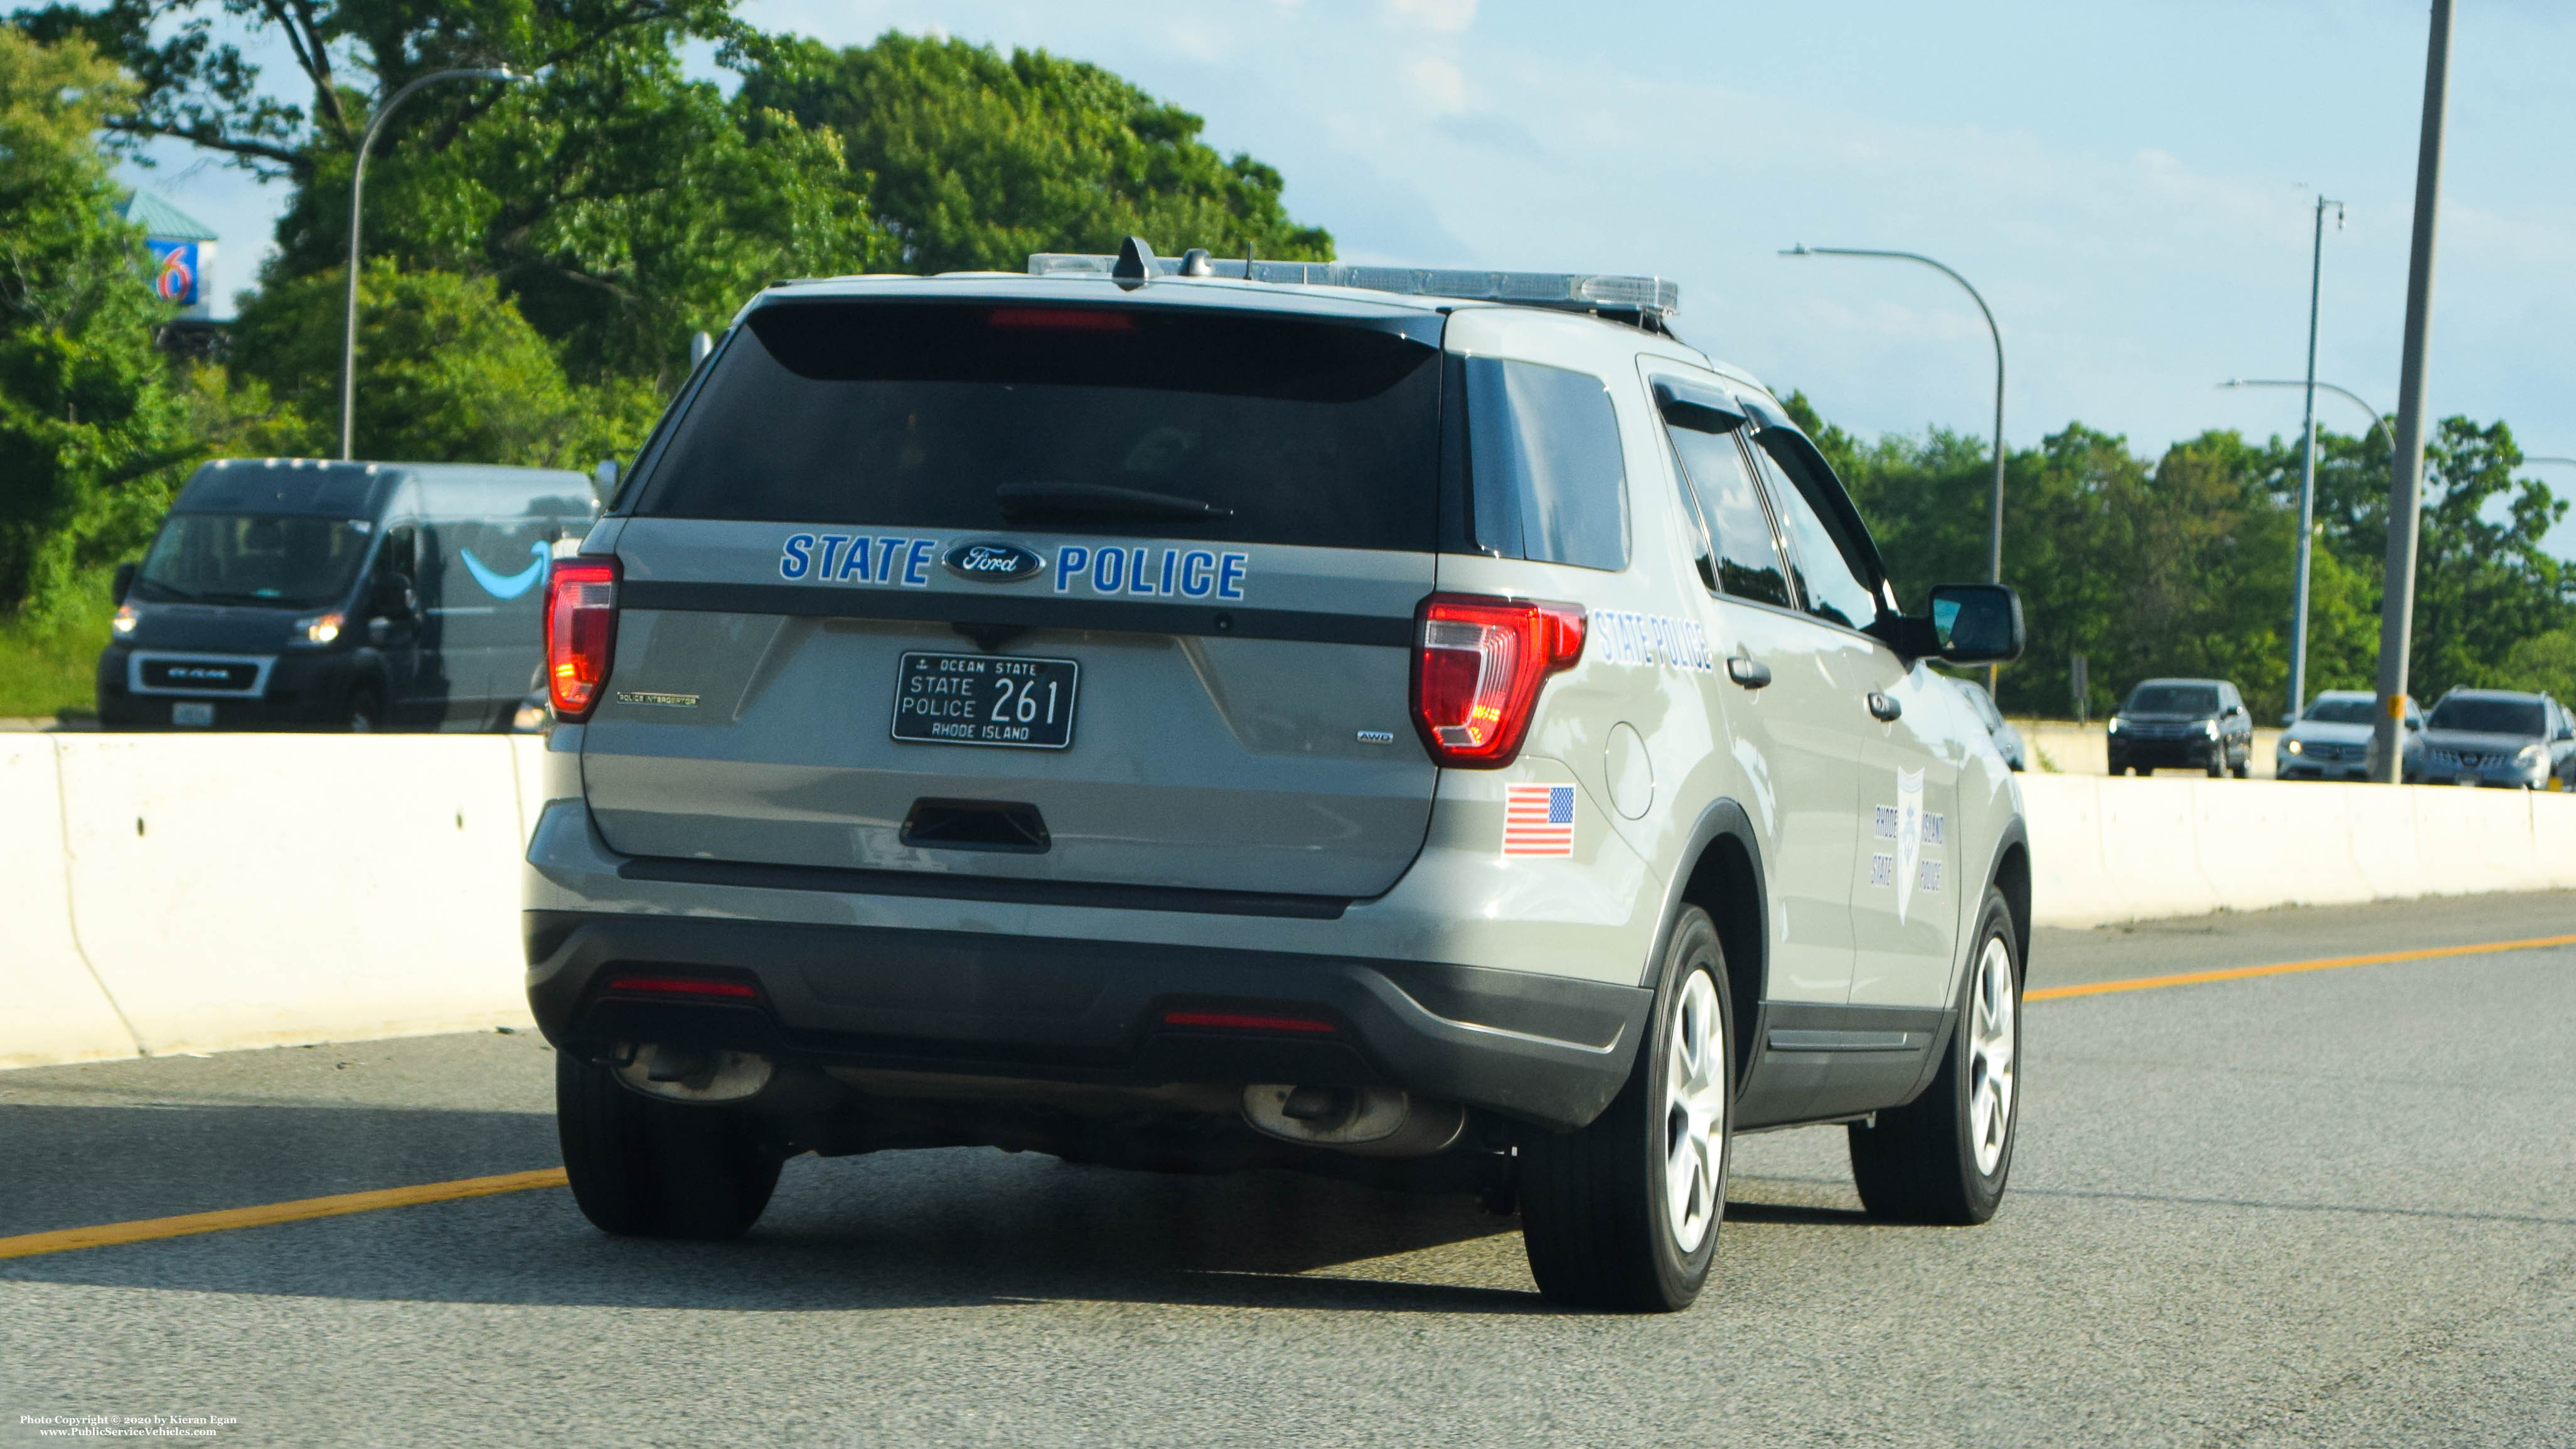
[995,482,1234,523]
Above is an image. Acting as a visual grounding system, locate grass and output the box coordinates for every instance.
[0,590,112,719]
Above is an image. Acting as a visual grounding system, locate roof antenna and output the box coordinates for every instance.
[1111,236,1157,290]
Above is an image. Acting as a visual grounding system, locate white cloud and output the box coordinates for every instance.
[1406,56,1469,115]
[1381,0,1477,35]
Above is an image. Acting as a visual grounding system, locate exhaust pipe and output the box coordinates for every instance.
[613,1042,774,1103]
[1241,1084,1465,1157]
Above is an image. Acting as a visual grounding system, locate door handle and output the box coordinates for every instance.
[1726,657,1772,690]
[1866,692,1902,722]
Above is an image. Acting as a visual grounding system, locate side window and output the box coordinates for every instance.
[1750,438,1880,630]
[1465,357,1628,571]
[1662,423,1792,608]
[375,524,419,612]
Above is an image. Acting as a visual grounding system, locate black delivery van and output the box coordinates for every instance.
[99,458,599,731]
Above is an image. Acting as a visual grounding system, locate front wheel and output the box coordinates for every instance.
[557,1053,783,1239]
[1519,906,1732,1312]
[1848,889,2021,1224]
[343,688,383,733]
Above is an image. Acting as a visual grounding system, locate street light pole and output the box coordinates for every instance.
[1782,245,2006,586]
[2219,379,2394,474]
[2373,0,2454,784]
[2287,196,2344,722]
[340,67,526,461]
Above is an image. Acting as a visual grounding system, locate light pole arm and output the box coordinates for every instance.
[1783,244,2006,584]
[2220,378,2396,471]
[340,68,524,460]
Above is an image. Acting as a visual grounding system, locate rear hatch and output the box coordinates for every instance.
[579,290,1446,899]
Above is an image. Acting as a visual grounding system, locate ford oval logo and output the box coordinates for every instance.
[943,541,1046,583]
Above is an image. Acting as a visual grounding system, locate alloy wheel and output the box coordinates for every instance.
[1967,935,2018,1176]
[1662,970,1728,1253]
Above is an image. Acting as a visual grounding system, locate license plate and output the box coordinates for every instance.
[172,701,215,727]
[2456,772,2482,788]
[890,653,1079,750]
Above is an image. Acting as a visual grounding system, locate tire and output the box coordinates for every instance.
[1848,889,2021,1225]
[344,688,383,734]
[2231,759,2250,780]
[557,1052,782,1240]
[1519,906,1732,1312]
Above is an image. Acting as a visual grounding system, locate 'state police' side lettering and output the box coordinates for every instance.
[1590,610,1714,672]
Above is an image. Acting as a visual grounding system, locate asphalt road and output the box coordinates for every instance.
[4,892,2572,1447]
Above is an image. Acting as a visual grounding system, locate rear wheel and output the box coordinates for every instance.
[1519,906,1731,1312]
[557,1053,782,1239]
[1849,889,2020,1225]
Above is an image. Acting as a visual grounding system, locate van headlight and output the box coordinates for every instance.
[2203,720,2221,738]
[2107,717,2124,734]
[112,604,137,636]
[290,612,344,647]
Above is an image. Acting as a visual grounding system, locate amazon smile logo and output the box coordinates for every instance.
[461,542,548,599]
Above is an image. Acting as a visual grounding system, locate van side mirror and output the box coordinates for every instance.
[1926,582,2024,664]
[594,458,621,495]
[112,562,136,604]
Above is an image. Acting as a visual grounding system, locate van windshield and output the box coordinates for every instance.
[629,301,1443,550]
[2427,698,2547,737]
[133,513,374,607]
[2125,684,2220,716]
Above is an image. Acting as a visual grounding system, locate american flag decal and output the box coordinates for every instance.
[1503,783,1577,857]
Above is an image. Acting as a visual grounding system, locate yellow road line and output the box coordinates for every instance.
[5,932,2570,1260]
[2026,933,2576,1003]
[0,1167,568,1261]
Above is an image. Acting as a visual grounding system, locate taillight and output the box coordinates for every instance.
[545,559,619,720]
[1410,594,1586,767]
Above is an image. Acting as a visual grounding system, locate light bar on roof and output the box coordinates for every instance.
[1026,253,1680,319]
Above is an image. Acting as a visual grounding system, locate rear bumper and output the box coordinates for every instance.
[525,911,1650,1130]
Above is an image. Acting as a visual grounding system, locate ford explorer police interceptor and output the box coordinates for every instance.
[521,240,2031,1312]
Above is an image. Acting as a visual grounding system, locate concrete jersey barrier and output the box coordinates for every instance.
[4,738,2572,1071]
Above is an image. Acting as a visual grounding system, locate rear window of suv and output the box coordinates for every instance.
[629,300,1442,552]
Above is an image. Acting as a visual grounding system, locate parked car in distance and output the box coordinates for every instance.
[2278,690,2422,782]
[2106,678,2253,778]
[1948,675,2024,771]
[2405,689,2576,789]
[98,458,598,732]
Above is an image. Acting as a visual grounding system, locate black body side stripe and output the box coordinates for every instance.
[620,580,1415,648]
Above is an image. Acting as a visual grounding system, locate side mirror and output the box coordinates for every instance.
[1926,583,2025,664]
[112,562,136,604]
[371,572,415,617]
[594,457,621,495]
[2406,716,2423,731]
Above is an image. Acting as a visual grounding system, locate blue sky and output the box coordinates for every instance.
[120,0,2576,552]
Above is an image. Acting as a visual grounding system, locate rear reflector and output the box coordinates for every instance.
[1411,593,1586,767]
[1159,1009,1338,1035]
[606,975,757,1000]
[545,558,619,720]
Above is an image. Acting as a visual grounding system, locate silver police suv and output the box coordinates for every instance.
[523,242,2031,1312]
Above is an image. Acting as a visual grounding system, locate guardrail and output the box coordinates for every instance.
[4,740,2570,1070]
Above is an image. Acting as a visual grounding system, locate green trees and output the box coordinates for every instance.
[0,24,191,619]
[1802,393,2572,720]
[737,31,1332,274]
